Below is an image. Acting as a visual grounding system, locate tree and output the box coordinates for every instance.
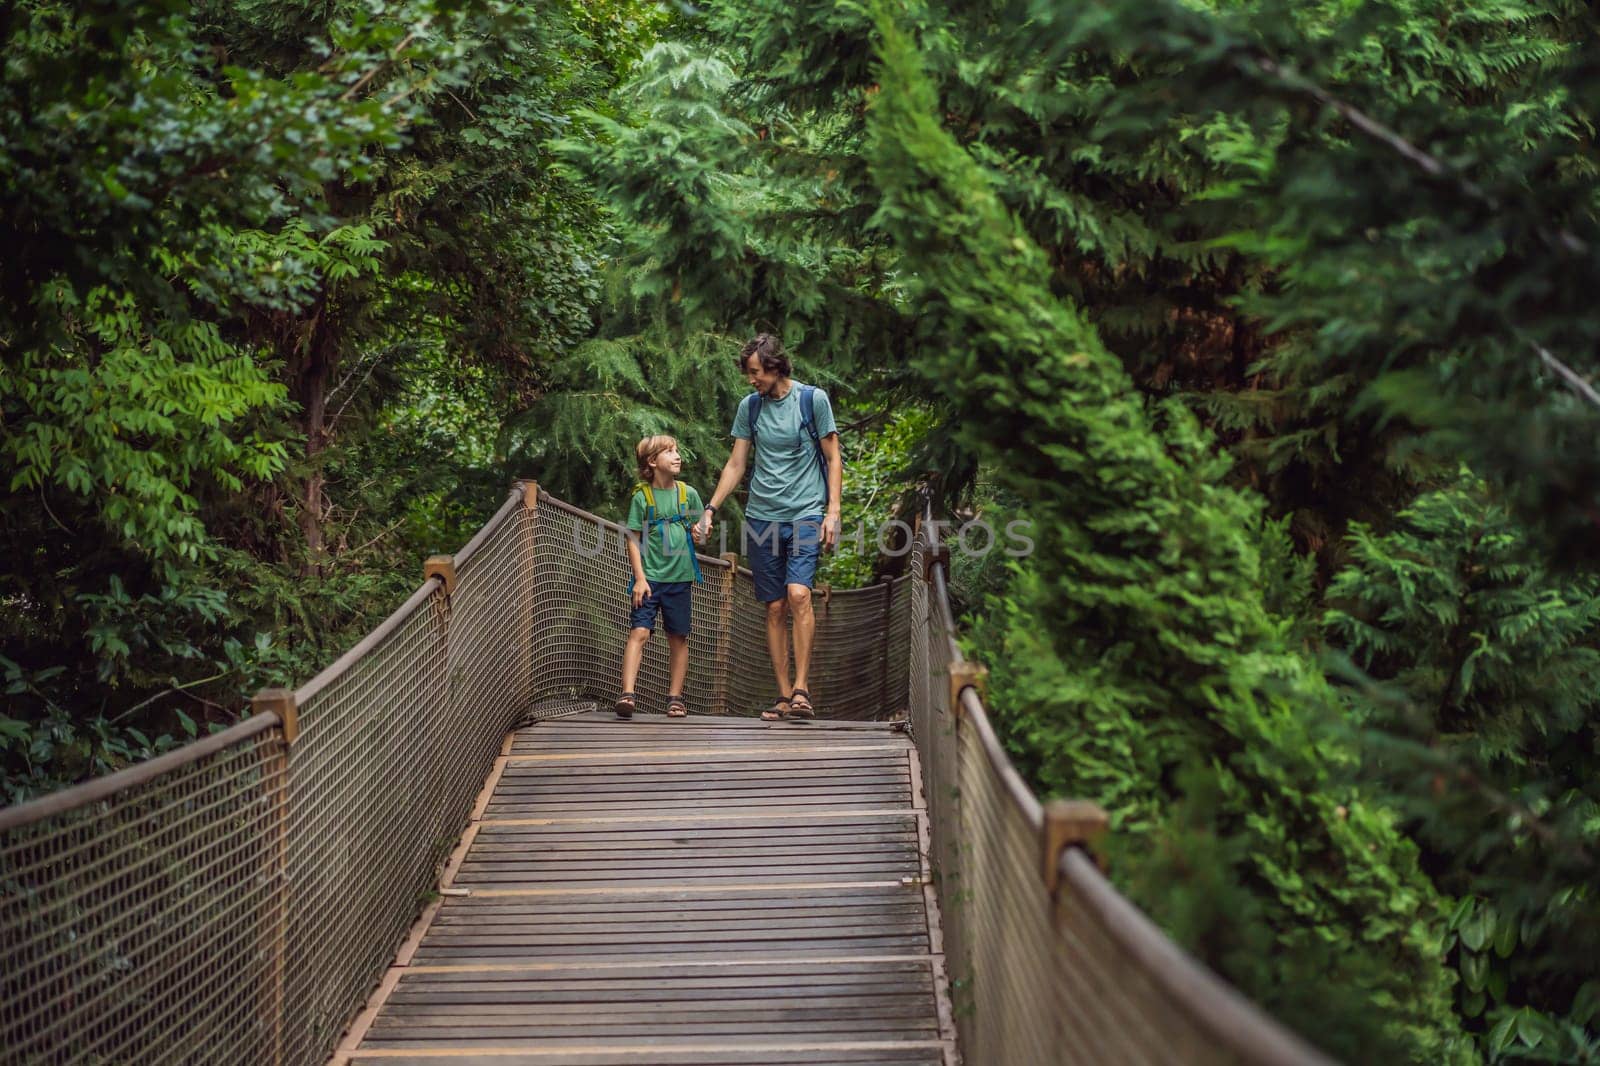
[1326,474,1600,1062]
[0,0,656,795]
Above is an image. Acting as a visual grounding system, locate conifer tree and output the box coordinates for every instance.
[1326,474,1600,1061]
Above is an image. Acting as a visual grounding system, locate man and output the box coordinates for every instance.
[696,334,842,720]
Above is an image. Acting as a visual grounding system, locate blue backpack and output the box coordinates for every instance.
[632,482,702,584]
[746,384,833,484]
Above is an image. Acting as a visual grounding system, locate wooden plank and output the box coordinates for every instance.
[355,1043,940,1056]
[462,882,911,899]
[505,746,908,762]
[477,810,914,827]
[476,818,915,834]
[367,1014,939,1032]
[431,909,928,928]
[379,1003,937,1021]
[468,832,917,850]
[412,934,931,952]
[459,849,918,865]
[495,765,910,784]
[485,790,912,807]
[441,881,924,897]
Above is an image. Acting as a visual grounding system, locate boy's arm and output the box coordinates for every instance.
[624,489,650,594]
[624,529,650,604]
[625,529,647,581]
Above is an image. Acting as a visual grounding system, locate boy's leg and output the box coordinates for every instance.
[658,584,692,713]
[620,626,651,694]
[666,634,689,711]
[622,582,665,703]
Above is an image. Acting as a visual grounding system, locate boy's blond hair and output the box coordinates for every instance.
[635,435,679,482]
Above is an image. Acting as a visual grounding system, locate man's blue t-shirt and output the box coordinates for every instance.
[730,382,837,522]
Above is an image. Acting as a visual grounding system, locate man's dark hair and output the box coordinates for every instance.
[738,333,791,377]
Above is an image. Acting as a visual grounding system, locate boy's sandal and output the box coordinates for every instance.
[666,694,689,718]
[613,692,637,720]
[760,696,791,722]
[787,688,816,719]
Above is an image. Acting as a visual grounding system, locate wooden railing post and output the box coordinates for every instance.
[251,687,299,1066]
[423,554,458,597]
[512,480,539,713]
[878,575,895,717]
[424,555,457,642]
[1041,799,1109,894]
[713,551,739,716]
[948,661,988,721]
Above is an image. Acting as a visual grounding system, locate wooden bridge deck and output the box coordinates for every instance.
[333,711,957,1066]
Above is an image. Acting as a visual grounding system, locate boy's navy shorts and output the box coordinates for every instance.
[744,516,823,603]
[629,580,693,635]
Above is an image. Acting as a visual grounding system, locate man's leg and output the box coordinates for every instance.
[765,598,792,697]
[785,516,824,713]
[748,517,795,714]
[788,583,815,696]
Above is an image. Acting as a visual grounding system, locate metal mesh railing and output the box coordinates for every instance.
[0,717,286,1065]
[910,514,1336,1066]
[527,492,910,719]
[1,482,1331,1066]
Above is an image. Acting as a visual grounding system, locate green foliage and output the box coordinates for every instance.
[860,7,1469,1056]
[1,0,657,796]
[3,289,289,566]
[816,406,936,588]
[500,324,747,515]
[1325,475,1600,1061]
[1059,0,1600,562]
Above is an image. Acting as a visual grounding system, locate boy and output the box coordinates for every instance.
[615,435,705,720]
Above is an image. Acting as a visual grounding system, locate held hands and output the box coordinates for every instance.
[632,579,652,608]
[694,509,713,544]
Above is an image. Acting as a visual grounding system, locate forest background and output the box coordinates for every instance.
[3,0,1598,1061]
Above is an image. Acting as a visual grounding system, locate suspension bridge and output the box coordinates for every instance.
[0,485,1332,1065]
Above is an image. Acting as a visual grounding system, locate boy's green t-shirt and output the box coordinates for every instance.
[626,482,704,584]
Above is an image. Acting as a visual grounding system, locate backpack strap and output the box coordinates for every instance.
[637,483,703,584]
[746,393,764,473]
[798,385,829,483]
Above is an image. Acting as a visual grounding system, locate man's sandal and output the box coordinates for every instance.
[760,696,790,722]
[666,694,689,718]
[614,692,637,720]
[787,688,816,720]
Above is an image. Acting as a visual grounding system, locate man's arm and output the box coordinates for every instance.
[695,438,751,539]
[819,433,842,548]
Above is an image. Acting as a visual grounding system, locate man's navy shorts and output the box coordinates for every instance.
[744,516,823,603]
[629,580,693,635]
